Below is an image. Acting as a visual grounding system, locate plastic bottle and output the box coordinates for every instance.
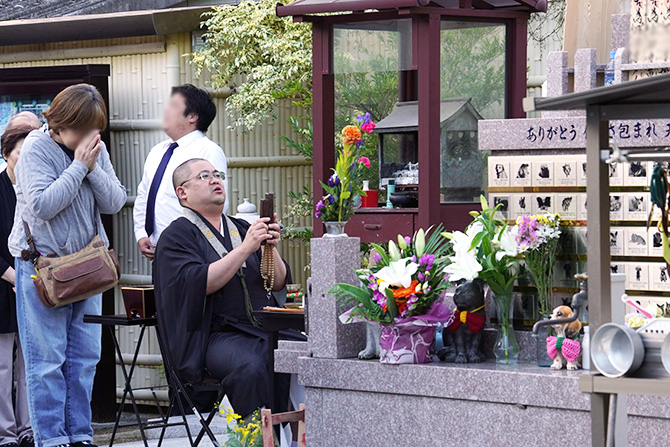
[605,50,616,86]
[582,325,590,370]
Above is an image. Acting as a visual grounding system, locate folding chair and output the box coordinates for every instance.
[154,320,225,447]
[261,404,306,447]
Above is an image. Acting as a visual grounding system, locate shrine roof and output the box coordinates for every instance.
[276,0,546,17]
[374,98,482,133]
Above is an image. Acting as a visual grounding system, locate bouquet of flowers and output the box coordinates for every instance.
[515,213,562,317]
[442,196,520,296]
[442,196,521,364]
[315,114,375,222]
[331,226,452,363]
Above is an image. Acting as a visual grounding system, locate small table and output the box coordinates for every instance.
[253,310,306,412]
[84,314,160,447]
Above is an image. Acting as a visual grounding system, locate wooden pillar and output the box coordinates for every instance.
[416,13,441,229]
[585,105,611,447]
[507,17,528,118]
[312,21,335,237]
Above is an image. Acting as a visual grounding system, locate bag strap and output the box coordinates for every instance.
[20,220,40,264]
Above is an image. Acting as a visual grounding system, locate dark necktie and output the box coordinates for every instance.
[145,142,178,237]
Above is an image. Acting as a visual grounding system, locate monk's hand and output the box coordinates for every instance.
[266,216,281,247]
[242,218,272,253]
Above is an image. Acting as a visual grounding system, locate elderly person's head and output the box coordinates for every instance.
[42,83,107,149]
[173,158,227,211]
[2,122,39,183]
[8,111,41,129]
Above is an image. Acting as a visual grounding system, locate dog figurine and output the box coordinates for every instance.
[438,280,486,364]
[358,322,381,359]
[547,305,582,371]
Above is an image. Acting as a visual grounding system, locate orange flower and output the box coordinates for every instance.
[342,125,362,145]
[392,281,419,299]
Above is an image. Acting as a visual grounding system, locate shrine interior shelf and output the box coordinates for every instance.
[524,71,670,447]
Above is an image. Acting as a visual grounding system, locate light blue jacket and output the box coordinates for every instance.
[9,127,127,257]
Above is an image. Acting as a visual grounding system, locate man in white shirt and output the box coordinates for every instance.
[134,84,229,260]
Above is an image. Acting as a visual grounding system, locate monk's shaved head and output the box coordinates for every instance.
[173,158,208,190]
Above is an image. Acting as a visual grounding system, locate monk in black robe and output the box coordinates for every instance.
[153,158,303,417]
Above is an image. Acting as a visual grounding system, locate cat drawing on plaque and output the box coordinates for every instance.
[625,228,649,256]
[624,193,649,221]
[625,161,649,186]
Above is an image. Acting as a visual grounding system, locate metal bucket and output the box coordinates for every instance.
[591,323,645,378]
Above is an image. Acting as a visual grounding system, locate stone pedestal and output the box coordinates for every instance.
[308,236,365,359]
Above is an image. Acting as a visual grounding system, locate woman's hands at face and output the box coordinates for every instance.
[74,131,102,172]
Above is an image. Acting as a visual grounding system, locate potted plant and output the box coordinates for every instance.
[442,196,521,364]
[515,213,562,366]
[315,114,374,236]
[331,226,453,364]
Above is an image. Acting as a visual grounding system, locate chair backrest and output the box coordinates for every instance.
[261,404,306,447]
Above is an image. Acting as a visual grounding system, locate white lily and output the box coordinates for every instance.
[450,222,483,256]
[375,258,419,290]
[495,226,519,261]
[443,251,482,282]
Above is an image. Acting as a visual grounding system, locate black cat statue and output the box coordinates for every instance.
[438,279,486,363]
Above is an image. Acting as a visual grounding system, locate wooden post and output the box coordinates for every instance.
[585,105,611,447]
[416,13,441,229]
[507,17,529,118]
[311,21,335,237]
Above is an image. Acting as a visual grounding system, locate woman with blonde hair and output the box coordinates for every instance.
[8,84,126,447]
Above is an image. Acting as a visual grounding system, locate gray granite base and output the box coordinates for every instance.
[290,357,670,446]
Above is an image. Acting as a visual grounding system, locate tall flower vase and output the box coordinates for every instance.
[493,294,520,365]
[535,316,554,367]
[323,221,348,237]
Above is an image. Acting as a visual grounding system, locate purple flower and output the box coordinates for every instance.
[325,194,335,204]
[417,272,425,282]
[362,112,371,125]
[411,255,417,263]
[373,253,382,263]
[316,201,326,211]
[373,290,386,307]
[404,236,411,246]
[328,174,340,187]
[356,114,363,124]
[423,285,432,294]
[315,211,322,218]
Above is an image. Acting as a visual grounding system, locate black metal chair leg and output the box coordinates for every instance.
[193,406,219,447]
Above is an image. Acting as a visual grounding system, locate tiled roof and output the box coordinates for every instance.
[0,0,184,21]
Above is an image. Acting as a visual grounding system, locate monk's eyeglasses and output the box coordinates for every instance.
[180,170,226,186]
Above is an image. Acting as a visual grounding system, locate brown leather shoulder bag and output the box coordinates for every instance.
[21,220,121,308]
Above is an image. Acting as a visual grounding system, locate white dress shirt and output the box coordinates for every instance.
[133,130,229,244]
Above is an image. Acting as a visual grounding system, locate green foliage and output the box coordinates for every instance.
[191,0,312,129]
[440,26,506,117]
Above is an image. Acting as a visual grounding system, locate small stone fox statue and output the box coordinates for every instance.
[358,322,381,359]
[438,279,486,363]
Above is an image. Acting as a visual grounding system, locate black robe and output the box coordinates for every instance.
[0,170,17,334]
[153,211,289,386]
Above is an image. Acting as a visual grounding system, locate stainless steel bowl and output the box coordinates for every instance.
[591,323,645,378]
[661,333,670,375]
